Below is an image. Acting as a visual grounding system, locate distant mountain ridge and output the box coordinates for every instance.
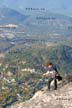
[23,9,72,41]
[0,7,28,24]
[0,0,72,16]
[0,7,72,42]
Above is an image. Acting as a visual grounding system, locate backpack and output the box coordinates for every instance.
[56,75,62,81]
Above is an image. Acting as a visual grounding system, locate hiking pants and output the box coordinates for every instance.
[48,77,57,90]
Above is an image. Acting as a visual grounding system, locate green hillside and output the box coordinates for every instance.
[4,44,72,74]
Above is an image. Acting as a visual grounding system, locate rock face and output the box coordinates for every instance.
[10,83,72,108]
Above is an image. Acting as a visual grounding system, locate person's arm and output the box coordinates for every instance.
[43,71,49,77]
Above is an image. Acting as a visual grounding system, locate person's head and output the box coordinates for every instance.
[47,62,53,69]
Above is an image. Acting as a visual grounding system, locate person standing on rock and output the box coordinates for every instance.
[43,62,59,91]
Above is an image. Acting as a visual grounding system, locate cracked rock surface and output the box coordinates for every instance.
[10,83,72,108]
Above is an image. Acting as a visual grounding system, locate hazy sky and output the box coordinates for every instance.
[0,0,72,16]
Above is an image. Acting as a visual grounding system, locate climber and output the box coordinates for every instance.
[43,62,59,91]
